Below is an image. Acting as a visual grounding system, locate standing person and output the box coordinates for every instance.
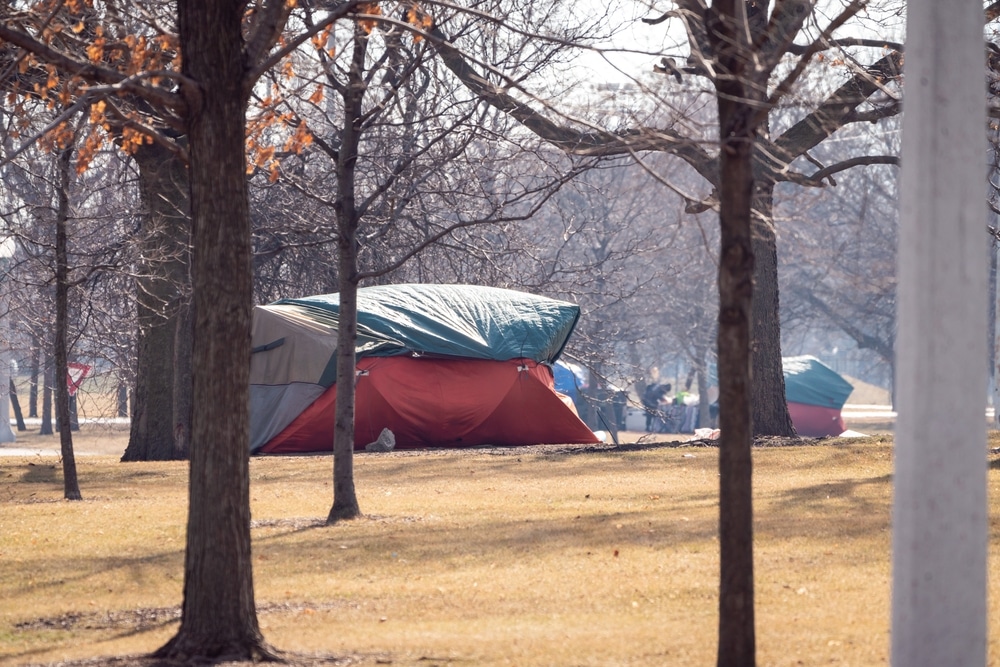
[613,389,628,431]
[642,383,671,432]
[641,384,659,431]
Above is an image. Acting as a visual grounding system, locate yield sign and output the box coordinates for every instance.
[67,362,92,397]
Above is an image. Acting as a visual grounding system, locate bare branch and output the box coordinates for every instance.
[753,0,870,128]
[788,36,903,54]
[988,1,1000,23]
[355,161,595,281]
[801,155,899,185]
[843,99,901,124]
[755,0,814,75]
[791,287,894,361]
[243,0,294,74]
[769,50,902,171]
[248,2,369,84]
[426,24,717,185]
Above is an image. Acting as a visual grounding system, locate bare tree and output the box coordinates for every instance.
[427,1,908,439]
[0,1,194,460]
[0,0,353,658]
[423,1,888,663]
[53,140,81,499]
[249,3,596,520]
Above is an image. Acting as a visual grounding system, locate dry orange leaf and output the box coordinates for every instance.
[89,99,106,124]
[357,2,381,34]
[407,2,433,40]
[86,36,105,62]
[308,84,324,105]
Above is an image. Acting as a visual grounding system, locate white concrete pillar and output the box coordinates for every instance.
[892,0,988,664]
[0,353,13,443]
[0,296,14,444]
[994,238,1000,428]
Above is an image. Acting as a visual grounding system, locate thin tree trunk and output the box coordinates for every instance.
[328,273,360,522]
[172,300,193,458]
[55,145,81,501]
[694,339,711,429]
[10,379,25,431]
[0,313,14,445]
[117,381,128,418]
[709,2,757,664]
[715,123,757,665]
[28,338,38,418]
[39,349,52,435]
[327,24,368,524]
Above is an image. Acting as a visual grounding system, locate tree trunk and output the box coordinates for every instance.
[10,379,25,431]
[715,121,757,665]
[694,339,711,429]
[172,301,193,458]
[117,381,128,418]
[28,338,38,418]
[155,1,271,660]
[709,2,756,664]
[122,142,191,461]
[328,272,361,522]
[55,145,81,501]
[750,182,796,436]
[327,25,368,524]
[39,349,52,435]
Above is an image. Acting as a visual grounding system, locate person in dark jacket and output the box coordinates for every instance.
[641,383,671,432]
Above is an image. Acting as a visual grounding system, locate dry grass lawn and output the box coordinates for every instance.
[1,429,998,666]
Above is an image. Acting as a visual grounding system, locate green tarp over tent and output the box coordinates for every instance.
[783,355,854,409]
[275,283,580,367]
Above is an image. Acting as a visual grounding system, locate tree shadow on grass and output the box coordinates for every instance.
[18,461,60,484]
[757,472,893,543]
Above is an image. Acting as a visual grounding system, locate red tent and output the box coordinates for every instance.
[261,356,597,452]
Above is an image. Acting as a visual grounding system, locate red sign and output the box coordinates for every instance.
[67,362,92,397]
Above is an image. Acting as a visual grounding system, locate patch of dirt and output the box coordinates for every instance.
[15,607,181,633]
[250,515,431,530]
[15,602,356,635]
[19,652,368,667]
[365,434,824,457]
[15,603,378,667]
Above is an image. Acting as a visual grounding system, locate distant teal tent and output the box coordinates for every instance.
[783,355,855,436]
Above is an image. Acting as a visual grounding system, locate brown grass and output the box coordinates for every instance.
[1,433,998,666]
